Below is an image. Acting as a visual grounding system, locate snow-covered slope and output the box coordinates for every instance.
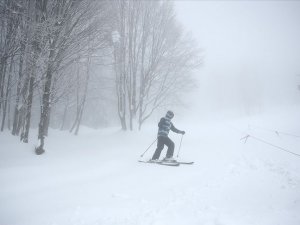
[1,108,300,225]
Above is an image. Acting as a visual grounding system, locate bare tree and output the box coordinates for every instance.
[36,0,112,154]
[111,1,201,130]
[11,0,29,136]
[0,56,14,131]
[138,3,201,129]
[0,0,23,131]
[0,0,201,156]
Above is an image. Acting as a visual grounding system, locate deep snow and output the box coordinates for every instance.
[1,108,300,225]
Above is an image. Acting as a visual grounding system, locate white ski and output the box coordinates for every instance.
[138,160,180,167]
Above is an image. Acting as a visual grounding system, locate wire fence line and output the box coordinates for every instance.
[227,123,300,159]
[248,125,300,138]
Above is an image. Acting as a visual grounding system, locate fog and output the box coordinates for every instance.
[1,3,300,223]
[175,1,300,117]
[1,0,300,140]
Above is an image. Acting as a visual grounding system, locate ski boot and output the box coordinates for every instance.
[163,157,177,163]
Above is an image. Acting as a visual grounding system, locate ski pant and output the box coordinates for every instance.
[152,136,174,160]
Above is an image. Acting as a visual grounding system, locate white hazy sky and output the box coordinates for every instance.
[175,0,300,115]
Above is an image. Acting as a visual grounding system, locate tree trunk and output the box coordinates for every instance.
[16,73,30,136]
[1,57,13,131]
[60,104,68,130]
[7,85,11,130]
[22,73,35,143]
[12,38,26,135]
[37,49,54,153]
[70,60,80,133]
[138,25,147,131]
[114,45,127,131]
[0,59,7,115]
[74,106,84,135]
[74,51,91,135]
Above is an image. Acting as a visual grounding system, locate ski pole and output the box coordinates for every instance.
[140,137,157,158]
[176,134,184,158]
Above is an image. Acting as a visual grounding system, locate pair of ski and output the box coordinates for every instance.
[138,159,194,167]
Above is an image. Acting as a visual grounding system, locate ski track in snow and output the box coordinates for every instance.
[1,109,300,225]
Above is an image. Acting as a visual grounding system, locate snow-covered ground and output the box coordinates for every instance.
[1,107,300,225]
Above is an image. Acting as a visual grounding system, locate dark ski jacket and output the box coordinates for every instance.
[157,117,181,137]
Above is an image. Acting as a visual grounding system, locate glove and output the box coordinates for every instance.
[181,131,185,135]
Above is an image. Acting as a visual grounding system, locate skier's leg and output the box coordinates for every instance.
[151,137,164,160]
[165,137,175,158]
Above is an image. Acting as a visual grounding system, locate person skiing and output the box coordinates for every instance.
[151,110,185,162]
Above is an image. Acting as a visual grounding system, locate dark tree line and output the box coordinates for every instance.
[0,0,201,154]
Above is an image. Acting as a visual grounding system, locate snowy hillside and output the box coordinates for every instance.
[1,108,300,225]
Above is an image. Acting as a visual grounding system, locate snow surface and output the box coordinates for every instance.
[1,108,300,225]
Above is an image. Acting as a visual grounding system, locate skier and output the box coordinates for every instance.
[151,110,185,162]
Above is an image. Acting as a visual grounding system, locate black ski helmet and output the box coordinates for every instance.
[166,110,174,119]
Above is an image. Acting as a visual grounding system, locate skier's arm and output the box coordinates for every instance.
[171,123,185,134]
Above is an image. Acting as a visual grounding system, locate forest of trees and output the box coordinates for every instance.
[0,0,201,154]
